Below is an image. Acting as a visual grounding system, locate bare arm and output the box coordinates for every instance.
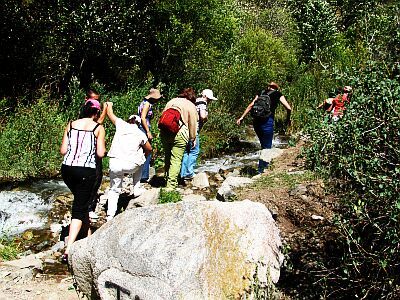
[97,102,108,124]
[279,95,292,124]
[188,107,198,141]
[60,122,70,155]
[96,126,106,158]
[236,96,257,125]
[105,102,117,125]
[140,102,152,140]
[142,140,152,157]
[199,109,208,123]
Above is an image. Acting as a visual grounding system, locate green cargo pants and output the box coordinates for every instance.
[160,125,189,189]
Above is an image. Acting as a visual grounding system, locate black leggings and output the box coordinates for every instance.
[61,164,96,221]
[88,157,103,212]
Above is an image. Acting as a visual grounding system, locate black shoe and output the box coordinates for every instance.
[140,178,149,183]
[61,253,69,264]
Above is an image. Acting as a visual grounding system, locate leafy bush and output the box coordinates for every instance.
[0,236,22,261]
[0,99,65,182]
[158,188,182,204]
[305,62,400,298]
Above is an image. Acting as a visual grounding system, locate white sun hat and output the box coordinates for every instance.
[202,89,218,101]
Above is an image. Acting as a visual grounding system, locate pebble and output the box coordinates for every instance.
[311,214,324,221]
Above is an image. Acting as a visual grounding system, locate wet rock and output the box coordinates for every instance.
[192,172,209,189]
[51,241,65,253]
[259,148,284,163]
[126,188,160,209]
[35,241,49,252]
[217,176,254,202]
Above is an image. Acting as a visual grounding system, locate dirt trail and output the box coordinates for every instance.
[236,141,338,298]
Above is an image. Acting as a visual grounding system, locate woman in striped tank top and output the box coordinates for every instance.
[60,99,106,264]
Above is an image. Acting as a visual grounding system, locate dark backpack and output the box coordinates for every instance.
[251,90,273,120]
[158,108,181,134]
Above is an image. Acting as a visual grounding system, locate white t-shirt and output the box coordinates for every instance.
[195,97,208,131]
[108,118,148,166]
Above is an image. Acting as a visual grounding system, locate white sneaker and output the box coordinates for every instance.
[89,211,99,219]
[106,216,114,222]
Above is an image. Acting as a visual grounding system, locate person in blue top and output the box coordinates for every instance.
[137,88,163,182]
[180,89,217,181]
[236,82,291,173]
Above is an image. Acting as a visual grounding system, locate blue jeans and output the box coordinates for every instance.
[254,116,274,173]
[180,135,200,179]
[139,125,151,181]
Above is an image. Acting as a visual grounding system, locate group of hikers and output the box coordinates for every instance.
[58,86,218,264]
[58,81,351,264]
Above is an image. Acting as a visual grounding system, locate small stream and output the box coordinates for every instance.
[0,135,289,240]
[0,180,70,237]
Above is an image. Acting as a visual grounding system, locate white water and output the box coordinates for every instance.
[0,191,51,236]
[0,180,69,237]
[196,135,289,173]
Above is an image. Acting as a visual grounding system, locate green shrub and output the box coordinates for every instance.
[305,62,400,298]
[0,236,22,261]
[158,188,182,204]
[0,98,65,182]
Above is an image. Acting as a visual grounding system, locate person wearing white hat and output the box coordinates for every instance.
[180,89,217,181]
[105,102,152,221]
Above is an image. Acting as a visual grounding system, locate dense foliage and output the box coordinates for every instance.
[1,0,399,298]
[300,1,400,297]
[305,63,400,298]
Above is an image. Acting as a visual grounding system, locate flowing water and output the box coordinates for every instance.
[0,135,289,240]
[0,180,69,237]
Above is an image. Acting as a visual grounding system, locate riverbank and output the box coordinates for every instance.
[0,140,338,298]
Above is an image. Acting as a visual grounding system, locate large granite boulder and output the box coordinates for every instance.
[70,200,283,299]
